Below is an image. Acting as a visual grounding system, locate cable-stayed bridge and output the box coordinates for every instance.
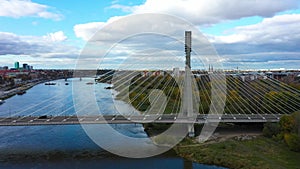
[0,31,299,132]
[0,74,297,127]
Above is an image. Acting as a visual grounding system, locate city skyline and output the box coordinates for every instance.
[0,0,300,70]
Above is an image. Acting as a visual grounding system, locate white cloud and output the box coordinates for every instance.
[203,14,300,69]
[0,0,62,20]
[73,14,225,70]
[44,31,67,42]
[111,0,298,25]
[0,31,78,58]
[110,4,134,12]
[73,13,300,70]
[210,14,300,44]
[74,22,106,41]
[72,0,300,69]
[77,0,299,42]
[73,16,125,41]
[111,0,119,5]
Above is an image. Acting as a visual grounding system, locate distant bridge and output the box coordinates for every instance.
[0,114,281,126]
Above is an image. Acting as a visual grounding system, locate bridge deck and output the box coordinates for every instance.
[0,114,281,126]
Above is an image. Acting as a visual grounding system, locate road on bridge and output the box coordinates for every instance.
[0,114,281,126]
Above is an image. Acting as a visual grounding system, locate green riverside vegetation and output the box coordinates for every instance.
[111,73,300,115]
[175,112,300,169]
[106,73,300,168]
[174,136,300,169]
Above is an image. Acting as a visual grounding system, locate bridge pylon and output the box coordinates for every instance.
[182,31,195,137]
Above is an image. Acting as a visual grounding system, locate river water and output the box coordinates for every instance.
[0,78,225,169]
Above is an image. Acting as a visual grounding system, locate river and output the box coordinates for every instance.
[0,78,225,169]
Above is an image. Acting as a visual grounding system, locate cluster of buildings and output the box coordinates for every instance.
[138,67,300,84]
[139,68,183,77]
[0,62,73,90]
[13,62,33,71]
[141,70,165,77]
[224,70,300,83]
[0,62,33,71]
[0,62,35,87]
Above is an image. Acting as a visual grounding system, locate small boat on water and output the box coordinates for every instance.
[0,100,5,105]
[16,90,26,95]
[86,82,94,85]
[45,82,56,85]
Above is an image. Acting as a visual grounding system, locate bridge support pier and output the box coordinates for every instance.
[182,66,195,137]
[188,124,195,137]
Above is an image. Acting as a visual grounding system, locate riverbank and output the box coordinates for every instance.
[0,79,59,100]
[0,148,225,169]
[0,83,35,100]
[174,135,300,169]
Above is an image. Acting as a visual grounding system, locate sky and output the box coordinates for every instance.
[0,0,300,70]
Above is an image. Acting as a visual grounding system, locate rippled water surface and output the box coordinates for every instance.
[0,78,226,169]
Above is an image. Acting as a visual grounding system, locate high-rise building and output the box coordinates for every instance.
[185,31,191,68]
[14,62,19,69]
[173,67,179,77]
[23,63,28,70]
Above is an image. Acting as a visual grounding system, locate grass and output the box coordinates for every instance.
[174,136,300,169]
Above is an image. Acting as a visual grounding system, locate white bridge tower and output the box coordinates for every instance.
[182,31,195,137]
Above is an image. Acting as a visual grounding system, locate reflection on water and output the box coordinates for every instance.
[0,78,226,169]
[0,154,224,169]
